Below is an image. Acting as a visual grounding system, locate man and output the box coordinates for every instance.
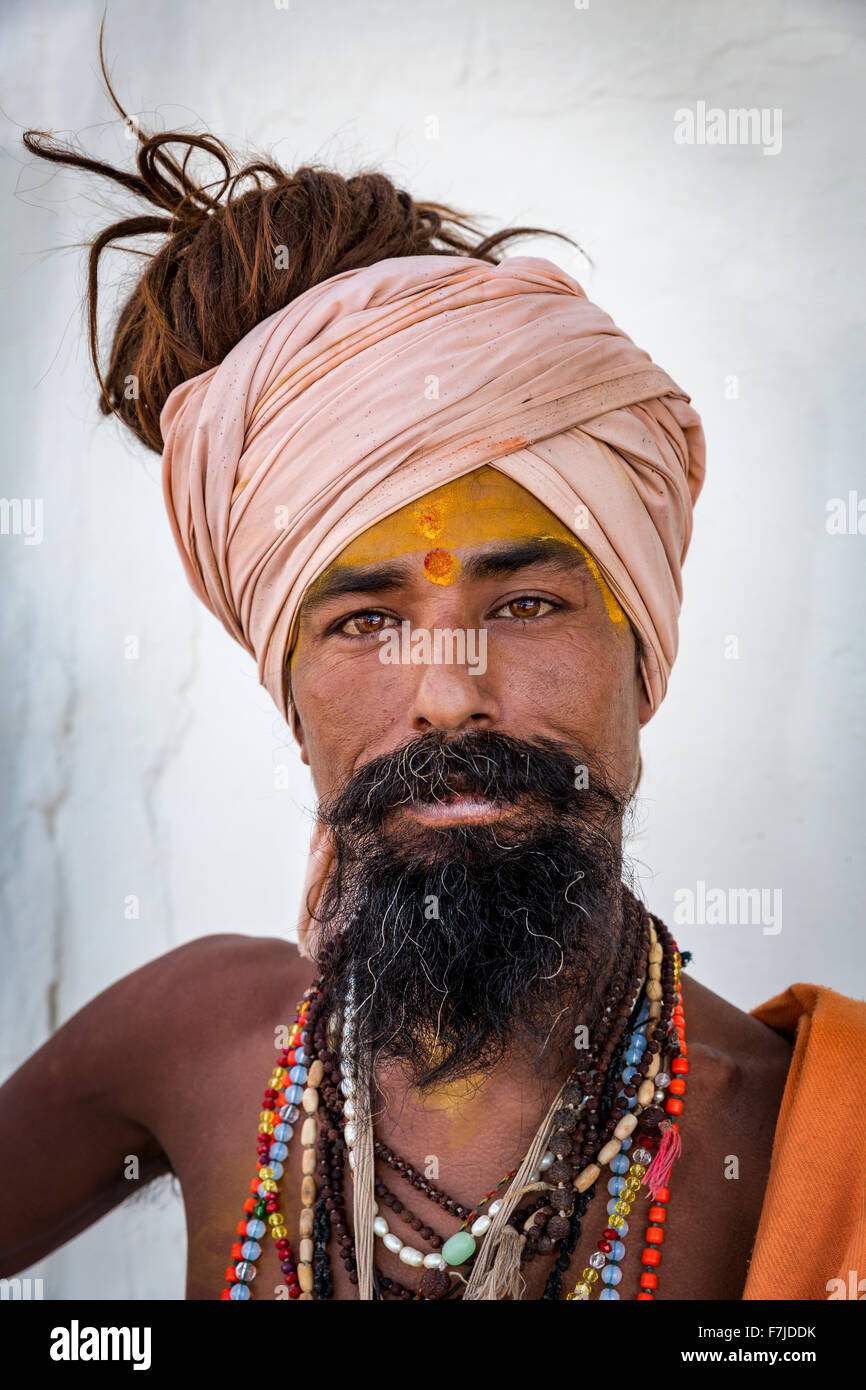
[1,252,863,1302]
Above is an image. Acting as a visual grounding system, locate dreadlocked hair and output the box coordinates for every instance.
[21,18,578,456]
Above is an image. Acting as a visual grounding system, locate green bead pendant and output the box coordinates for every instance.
[441,1231,477,1266]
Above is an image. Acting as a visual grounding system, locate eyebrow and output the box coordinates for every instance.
[299,537,590,618]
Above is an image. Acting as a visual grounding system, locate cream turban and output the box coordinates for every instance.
[161,253,705,718]
[159,253,705,953]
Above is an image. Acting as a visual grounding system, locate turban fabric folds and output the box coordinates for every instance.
[158,253,706,953]
[161,254,705,719]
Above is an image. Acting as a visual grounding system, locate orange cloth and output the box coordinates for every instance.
[743,982,866,1300]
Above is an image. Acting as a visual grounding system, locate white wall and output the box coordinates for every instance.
[2,0,864,1298]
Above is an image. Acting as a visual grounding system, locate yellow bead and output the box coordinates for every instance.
[260,1179,277,1193]
[629,1163,646,1178]
[259,1112,275,1127]
[608,1215,624,1229]
[565,1292,575,1301]
[581,1267,599,1284]
[267,1211,284,1227]
[258,1167,274,1180]
[625,1177,642,1192]
[614,1200,631,1216]
[575,1282,591,1298]
[270,1224,287,1240]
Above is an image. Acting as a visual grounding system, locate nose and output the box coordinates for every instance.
[409,660,500,734]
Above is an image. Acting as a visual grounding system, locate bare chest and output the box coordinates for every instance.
[173,1034,788,1302]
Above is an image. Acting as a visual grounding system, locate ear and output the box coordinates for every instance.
[290,702,309,766]
[637,686,653,728]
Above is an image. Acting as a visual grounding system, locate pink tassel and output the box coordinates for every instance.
[641,1121,681,1198]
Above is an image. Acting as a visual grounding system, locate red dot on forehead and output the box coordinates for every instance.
[423,548,461,585]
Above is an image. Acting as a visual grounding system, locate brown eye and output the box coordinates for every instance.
[496,596,555,619]
[340,612,392,636]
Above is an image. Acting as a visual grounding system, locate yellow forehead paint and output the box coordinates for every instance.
[292,466,629,669]
[578,543,628,628]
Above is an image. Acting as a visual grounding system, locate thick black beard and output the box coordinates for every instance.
[310,730,632,1092]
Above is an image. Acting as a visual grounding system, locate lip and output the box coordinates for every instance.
[403,793,515,825]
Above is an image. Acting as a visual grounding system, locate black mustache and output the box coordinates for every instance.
[318,729,626,832]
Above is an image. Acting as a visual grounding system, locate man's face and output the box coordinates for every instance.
[286,466,648,1088]
[289,465,647,800]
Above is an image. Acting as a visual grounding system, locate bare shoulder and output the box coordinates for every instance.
[138,930,312,992]
[119,933,315,1049]
[680,970,794,1092]
[7,934,310,1083]
[72,933,315,1132]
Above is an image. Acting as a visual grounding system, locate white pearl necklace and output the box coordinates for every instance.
[338,976,504,1273]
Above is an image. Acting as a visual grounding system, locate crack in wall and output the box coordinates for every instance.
[40,652,78,1037]
[139,619,202,952]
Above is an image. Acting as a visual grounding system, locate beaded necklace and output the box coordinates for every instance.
[221,893,686,1301]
